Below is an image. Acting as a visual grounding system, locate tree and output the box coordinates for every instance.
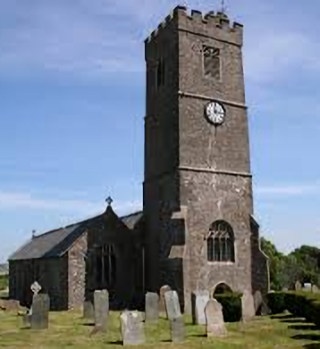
[260,238,320,290]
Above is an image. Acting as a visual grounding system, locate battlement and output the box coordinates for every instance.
[145,6,243,45]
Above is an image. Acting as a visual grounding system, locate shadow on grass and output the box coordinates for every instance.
[108,340,122,345]
[290,324,319,331]
[82,323,95,327]
[292,334,320,341]
[189,333,207,338]
[303,344,320,349]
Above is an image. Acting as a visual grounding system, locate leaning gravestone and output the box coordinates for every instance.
[205,298,227,337]
[145,292,159,323]
[241,290,255,322]
[30,294,50,330]
[94,290,109,332]
[253,290,263,315]
[83,300,94,320]
[191,290,210,325]
[164,290,181,321]
[159,285,171,316]
[120,310,145,346]
[295,281,302,291]
[170,316,185,343]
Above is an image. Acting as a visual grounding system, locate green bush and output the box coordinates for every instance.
[285,292,320,325]
[215,293,242,322]
[267,292,287,314]
[268,291,320,328]
[0,274,8,291]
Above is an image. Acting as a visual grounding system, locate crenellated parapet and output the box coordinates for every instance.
[145,6,243,46]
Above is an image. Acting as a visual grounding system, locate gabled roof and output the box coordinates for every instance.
[9,209,144,261]
[121,211,143,230]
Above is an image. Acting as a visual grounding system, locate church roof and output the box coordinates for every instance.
[9,209,143,261]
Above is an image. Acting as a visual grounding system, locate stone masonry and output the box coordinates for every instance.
[143,6,269,313]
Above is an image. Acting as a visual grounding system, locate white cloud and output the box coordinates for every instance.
[255,183,320,196]
[0,191,141,216]
[244,31,320,83]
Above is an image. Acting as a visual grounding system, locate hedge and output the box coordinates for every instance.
[0,274,8,291]
[215,293,242,322]
[266,292,287,314]
[267,291,320,328]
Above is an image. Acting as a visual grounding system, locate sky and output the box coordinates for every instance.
[0,0,319,262]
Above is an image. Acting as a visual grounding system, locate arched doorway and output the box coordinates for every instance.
[213,282,233,295]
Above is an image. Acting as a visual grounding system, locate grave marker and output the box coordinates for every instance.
[120,310,145,346]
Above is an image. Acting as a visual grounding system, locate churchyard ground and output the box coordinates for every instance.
[0,311,320,348]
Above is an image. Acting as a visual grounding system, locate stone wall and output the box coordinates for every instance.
[9,257,68,310]
[143,7,269,314]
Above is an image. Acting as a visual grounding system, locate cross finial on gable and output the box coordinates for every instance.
[105,196,113,206]
[221,0,227,13]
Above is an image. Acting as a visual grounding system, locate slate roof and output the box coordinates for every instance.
[121,211,143,230]
[9,210,144,261]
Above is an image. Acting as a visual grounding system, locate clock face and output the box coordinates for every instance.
[205,102,225,125]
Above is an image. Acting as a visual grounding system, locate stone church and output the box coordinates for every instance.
[9,6,269,312]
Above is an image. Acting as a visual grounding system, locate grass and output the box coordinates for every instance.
[0,311,320,348]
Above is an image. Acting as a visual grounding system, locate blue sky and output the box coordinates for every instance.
[0,0,319,262]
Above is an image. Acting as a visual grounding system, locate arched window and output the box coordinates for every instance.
[207,220,235,262]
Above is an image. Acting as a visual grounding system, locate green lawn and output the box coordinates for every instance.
[0,311,320,348]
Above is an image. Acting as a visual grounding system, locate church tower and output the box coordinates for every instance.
[143,6,268,313]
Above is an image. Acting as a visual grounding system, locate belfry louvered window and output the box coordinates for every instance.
[207,220,235,262]
[203,46,221,80]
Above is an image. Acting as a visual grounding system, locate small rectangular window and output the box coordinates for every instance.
[203,46,221,80]
[156,58,165,87]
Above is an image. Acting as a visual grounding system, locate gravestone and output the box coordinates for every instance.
[83,300,94,320]
[191,290,210,325]
[30,294,50,330]
[295,281,302,291]
[241,290,255,322]
[303,283,312,292]
[22,309,32,328]
[205,298,227,337]
[120,310,145,346]
[253,290,263,315]
[159,285,171,316]
[145,292,159,323]
[164,290,181,321]
[312,285,319,293]
[170,316,185,343]
[94,290,109,332]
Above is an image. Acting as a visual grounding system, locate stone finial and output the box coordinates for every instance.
[31,281,42,295]
[105,196,113,207]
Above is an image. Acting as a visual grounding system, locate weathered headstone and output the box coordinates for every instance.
[170,316,185,343]
[312,285,319,293]
[205,298,227,337]
[145,292,159,323]
[120,310,145,346]
[253,290,263,315]
[30,294,50,330]
[94,290,109,332]
[295,281,302,291]
[83,300,94,320]
[159,285,171,316]
[241,290,255,322]
[191,290,210,325]
[303,283,312,292]
[164,290,181,321]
